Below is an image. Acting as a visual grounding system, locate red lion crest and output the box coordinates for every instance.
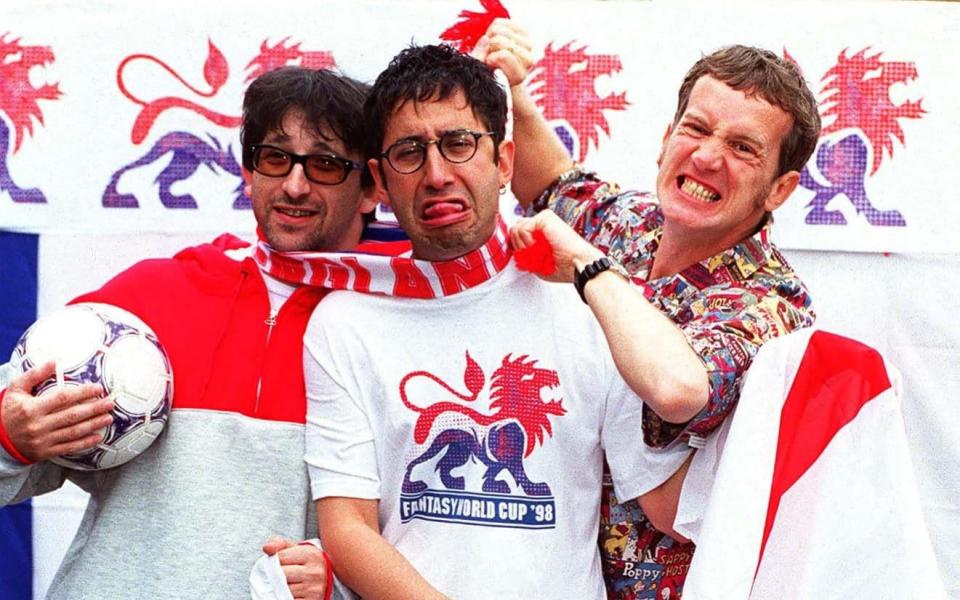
[1,33,61,203]
[529,42,629,163]
[117,38,337,144]
[798,47,924,226]
[0,33,62,153]
[243,38,336,83]
[401,351,565,457]
[819,47,925,175]
[437,3,626,163]
[103,38,337,209]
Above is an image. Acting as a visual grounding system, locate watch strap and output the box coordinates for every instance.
[574,256,614,303]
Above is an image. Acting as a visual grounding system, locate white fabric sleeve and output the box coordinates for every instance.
[601,370,693,502]
[303,322,380,501]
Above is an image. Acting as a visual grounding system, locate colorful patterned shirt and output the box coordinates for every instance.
[532,167,816,599]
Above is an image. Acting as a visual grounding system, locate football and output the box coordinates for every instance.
[9,303,173,470]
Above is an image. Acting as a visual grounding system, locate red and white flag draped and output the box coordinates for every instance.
[677,329,946,600]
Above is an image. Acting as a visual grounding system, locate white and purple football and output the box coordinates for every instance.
[9,303,173,470]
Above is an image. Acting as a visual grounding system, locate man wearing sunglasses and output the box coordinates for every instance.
[0,66,386,599]
[292,44,688,600]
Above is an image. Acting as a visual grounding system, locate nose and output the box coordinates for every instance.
[690,137,723,172]
[421,144,455,189]
[281,164,311,198]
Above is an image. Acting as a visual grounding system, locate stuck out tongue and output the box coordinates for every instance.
[423,202,465,218]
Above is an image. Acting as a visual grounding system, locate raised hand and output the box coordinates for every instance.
[471,18,534,87]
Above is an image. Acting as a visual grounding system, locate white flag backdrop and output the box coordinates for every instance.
[2,0,958,252]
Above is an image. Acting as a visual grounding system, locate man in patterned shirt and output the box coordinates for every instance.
[478,23,819,599]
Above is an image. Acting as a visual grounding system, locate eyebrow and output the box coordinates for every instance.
[393,128,474,143]
[731,132,768,152]
[261,136,343,156]
[683,113,768,151]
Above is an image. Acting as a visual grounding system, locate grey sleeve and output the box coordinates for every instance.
[0,447,69,505]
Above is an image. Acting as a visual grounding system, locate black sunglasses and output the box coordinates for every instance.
[250,144,365,186]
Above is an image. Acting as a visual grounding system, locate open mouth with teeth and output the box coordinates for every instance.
[275,207,317,219]
[679,176,721,203]
[420,198,470,228]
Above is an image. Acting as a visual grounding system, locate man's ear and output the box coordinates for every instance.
[496,139,515,189]
[242,167,253,198]
[368,158,390,208]
[359,181,382,215]
[656,123,673,168]
[764,170,801,212]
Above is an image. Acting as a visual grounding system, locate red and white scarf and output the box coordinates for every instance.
[254,217,514,299]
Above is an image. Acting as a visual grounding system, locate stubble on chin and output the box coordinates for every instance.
[262,223,325,253]
[419,217,496,260]
[419,231,471,258]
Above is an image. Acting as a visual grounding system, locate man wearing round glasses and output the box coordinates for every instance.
[380,129,496,174]
[301,44,686,600]
[371,113,506,262]
[0,66,381,599]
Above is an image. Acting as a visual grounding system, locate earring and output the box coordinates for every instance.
[499,185,507,196]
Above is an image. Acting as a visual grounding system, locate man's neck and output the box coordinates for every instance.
[410,246,484,263]
[652,227,739,280]
[652,211,770,279]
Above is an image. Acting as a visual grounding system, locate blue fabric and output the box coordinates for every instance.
[0,230,38,600]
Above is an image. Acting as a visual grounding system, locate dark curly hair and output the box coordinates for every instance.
[241,66,371,186]
[674,45,821,176]
[364,44,507,164]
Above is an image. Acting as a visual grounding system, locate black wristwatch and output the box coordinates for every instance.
[573,256,627,303]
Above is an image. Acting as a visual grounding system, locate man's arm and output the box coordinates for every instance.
[509,70,573,207]
[473,18,574,207]
[511,211,709,424]
[583,266,708,424]
[638,454,694,543]
[316,497,447,600]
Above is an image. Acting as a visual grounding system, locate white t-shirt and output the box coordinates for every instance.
[304,264,689,600]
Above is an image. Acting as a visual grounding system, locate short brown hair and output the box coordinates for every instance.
[673,45,821,176]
